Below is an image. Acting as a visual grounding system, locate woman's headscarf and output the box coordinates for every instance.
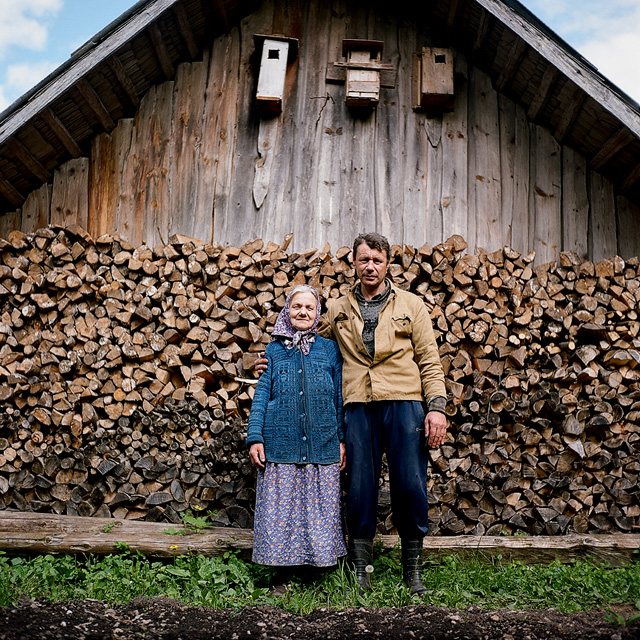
[272,284,321,355]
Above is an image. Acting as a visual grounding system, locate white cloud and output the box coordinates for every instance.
[3,60,58,102]
[582,31,640,104]
[0,0,63,59]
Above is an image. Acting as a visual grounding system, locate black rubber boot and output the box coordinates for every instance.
[349,538,374,593]
[402,539,428,595]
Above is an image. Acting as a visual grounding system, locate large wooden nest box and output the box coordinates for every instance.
[342,39,385,109]
[254,34,299,115]
[413,47,455,111]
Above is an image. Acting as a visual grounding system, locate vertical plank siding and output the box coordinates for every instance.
[3,0,639,262]
[50,158,89,230]
[530,124,562,264]
[561,146,589,258]
[468,67,503,254]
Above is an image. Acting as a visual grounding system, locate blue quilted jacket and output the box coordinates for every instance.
[246,336,345,464]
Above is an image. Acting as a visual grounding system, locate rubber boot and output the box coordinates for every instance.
[402,539,428,595]
[349,538,374,593]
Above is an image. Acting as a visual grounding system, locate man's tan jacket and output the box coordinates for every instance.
[319,282,446,406]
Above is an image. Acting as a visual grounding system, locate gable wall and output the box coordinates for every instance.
[3,0,640,263]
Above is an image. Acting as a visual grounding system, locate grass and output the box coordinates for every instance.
[1,547,640,616]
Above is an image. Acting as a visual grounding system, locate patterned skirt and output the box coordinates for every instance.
[252,462,347,567]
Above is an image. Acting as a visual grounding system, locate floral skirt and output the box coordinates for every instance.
[252,462,347,567]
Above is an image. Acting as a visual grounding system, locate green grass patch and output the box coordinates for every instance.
[1,548,639,615]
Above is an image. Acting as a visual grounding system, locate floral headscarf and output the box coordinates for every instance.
[272,285,321,355]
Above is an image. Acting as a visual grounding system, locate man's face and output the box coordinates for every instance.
[354,242,389,291]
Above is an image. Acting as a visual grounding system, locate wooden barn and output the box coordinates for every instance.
[1,0,640,544]
[1,0,640,263]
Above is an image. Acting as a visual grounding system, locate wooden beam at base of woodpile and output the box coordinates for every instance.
[0,511,253,558]
[392,534,640,567]
[1,512,639,567]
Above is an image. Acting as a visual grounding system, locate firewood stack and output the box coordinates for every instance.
[0,226,638,536]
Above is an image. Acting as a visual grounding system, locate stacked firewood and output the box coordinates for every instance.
[0,226,638,535]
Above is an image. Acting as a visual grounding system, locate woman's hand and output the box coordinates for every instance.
[249,443,266,469]
[339,442,347,471]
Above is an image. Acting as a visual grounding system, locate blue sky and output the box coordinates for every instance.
[1,0,640,113]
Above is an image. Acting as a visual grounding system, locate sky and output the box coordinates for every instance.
[0,0,640,114]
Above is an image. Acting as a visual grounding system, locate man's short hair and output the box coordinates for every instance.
[353,232,391,261]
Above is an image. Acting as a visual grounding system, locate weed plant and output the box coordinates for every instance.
[1,548,639,616]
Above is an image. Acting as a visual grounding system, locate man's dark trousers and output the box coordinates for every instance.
[344,400,429,539]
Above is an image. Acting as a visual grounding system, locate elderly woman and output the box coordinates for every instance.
[246,284,347,570]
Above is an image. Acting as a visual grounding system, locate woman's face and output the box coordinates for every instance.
[289,290,318,331]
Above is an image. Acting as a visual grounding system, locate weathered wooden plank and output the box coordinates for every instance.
[315,0,354,251]
[169,59,209,240]
[145,82,174,247]
[1,512,639,567]
[529,124,561,263]
[424,115,444,244]
[370,12,408,247]
[50,157,89,229]
[440,53,469,244]
[562,145,589,259]
[252,117,280,210]
[616,195,640,260]
[589,171,617,262]
[413,533,640,567]
[0,511,253,558]
[21,183,51,233]
[0,210,20,238]
[394,22,427,246]
[215,3,269,246]
[468,67,502,254]
[287,0,329,252]
[106,119,135,240]
[198,36,239,245]
[499,95,529,254]
[118,83,173,247]
[89,132,114,239]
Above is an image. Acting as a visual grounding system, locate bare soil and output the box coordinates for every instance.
[1,597,638,639]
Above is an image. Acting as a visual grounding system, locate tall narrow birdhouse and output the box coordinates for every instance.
[342,40,385,109]
[254,35,298,115]
[413,47,455,111]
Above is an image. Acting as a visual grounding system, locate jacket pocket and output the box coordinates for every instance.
[392,315,412,338]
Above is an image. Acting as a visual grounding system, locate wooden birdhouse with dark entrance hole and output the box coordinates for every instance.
[342,39,385,109]
[254,34,299,115]
[413,46,455,111]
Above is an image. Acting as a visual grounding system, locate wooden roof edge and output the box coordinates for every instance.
[0,0,178,144]
[476,0,640,140]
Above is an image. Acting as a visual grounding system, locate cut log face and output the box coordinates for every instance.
[0,227,640,537]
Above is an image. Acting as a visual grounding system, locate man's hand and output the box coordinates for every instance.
[254,352,268,376]
[249,443,266,468]
[424,411,448,447]
[339,442,346,471]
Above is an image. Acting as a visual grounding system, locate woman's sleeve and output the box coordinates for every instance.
[246,345,273,447]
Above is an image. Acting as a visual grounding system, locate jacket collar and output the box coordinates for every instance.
[349,279,397,299]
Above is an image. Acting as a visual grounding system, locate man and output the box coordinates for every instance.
[256,232,448,594]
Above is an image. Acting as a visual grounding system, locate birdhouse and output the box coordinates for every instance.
[254,35,298,115]
[413,47,455,111]
[342,40,385,109]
